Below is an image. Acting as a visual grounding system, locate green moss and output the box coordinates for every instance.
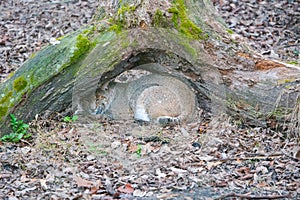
[6,71,15,79]
[227,29,234,34]
[57,35,66,41]
[0,91,13,104]
[169,7,179,28]
[29,52,36,59]
[277,78,296,85]
[0,106,8,118]
[287,61,298,66]
[69,34,92,64]
[83,29,91,35]
[108,24,123,34]
[108,5,136,34]
[153,9,169,27]
[13,76,28,92]
[267,107,290,118]
[117,5,136,16]
[168,0,204,40]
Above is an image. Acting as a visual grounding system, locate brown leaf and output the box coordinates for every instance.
[256,181,267,187]
[206,161,222,170]
[90,186,98,194]
[128,143,139,153]
[236,166,250,174]
[117,183,134,194]
[74,176,94,188]
[240,173,254,180]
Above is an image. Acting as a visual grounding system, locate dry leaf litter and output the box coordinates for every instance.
[0,0,300,199]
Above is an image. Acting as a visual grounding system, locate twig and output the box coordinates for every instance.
[209,153,283,163]
[214,192,291,199]
[21,139,32,146]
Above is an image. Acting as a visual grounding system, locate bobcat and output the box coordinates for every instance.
[94,72,196,125]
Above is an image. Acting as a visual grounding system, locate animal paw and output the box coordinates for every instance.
[134,105,150,122]
[95,105,105,115]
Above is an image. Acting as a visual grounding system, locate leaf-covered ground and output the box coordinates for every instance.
[1,0,299,199]
[1,115,299,199]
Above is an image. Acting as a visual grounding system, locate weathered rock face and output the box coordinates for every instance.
[0,0,299,136]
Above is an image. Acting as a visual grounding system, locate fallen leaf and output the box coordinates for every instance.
[40,179,48,190]
[90,186,98,194]
[255,165,268,174]
[133,189,146,197]
[117,183,134,194]
[236,166,250,174]
[156,168,167,178]
[206,161,222,170]
[170,167,187,174]
[128,143,139,153]
[240,173,254,180]
[20,173,27,182]
[256,181,267,187]
[74,176,94,188]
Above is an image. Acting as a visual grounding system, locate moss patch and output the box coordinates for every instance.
[117,5,136,17]
[70,34,93,64]
[0,91,13,104]
[287,61,298,66]
[108,5,136,33]
[168,0,205,40]
[227,29,234,34]
[0,106,8,119]
[267,107,292,118]
[13,76,28,92]
[108,23,123,34]
[153,9,169,27]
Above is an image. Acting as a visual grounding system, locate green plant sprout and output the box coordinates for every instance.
[63,115,78,123]
[0,114,31,143]
[136,144,143,157]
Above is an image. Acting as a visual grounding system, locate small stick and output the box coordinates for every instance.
[214,192,291,199]
[209,154,283,163]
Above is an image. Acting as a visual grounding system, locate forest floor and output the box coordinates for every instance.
[0,0,299,199]
[1,116,299,199]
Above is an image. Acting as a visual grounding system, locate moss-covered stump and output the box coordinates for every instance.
[0,0,300,136]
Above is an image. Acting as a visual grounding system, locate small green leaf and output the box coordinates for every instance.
[72,115,78,122]
[1,114,31,143]
[63,116,72,122]
[23,133,32,139]
[63,115,78,123]
[136,144,143,158]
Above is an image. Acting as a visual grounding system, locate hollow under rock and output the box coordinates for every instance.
[73,62,212,126]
